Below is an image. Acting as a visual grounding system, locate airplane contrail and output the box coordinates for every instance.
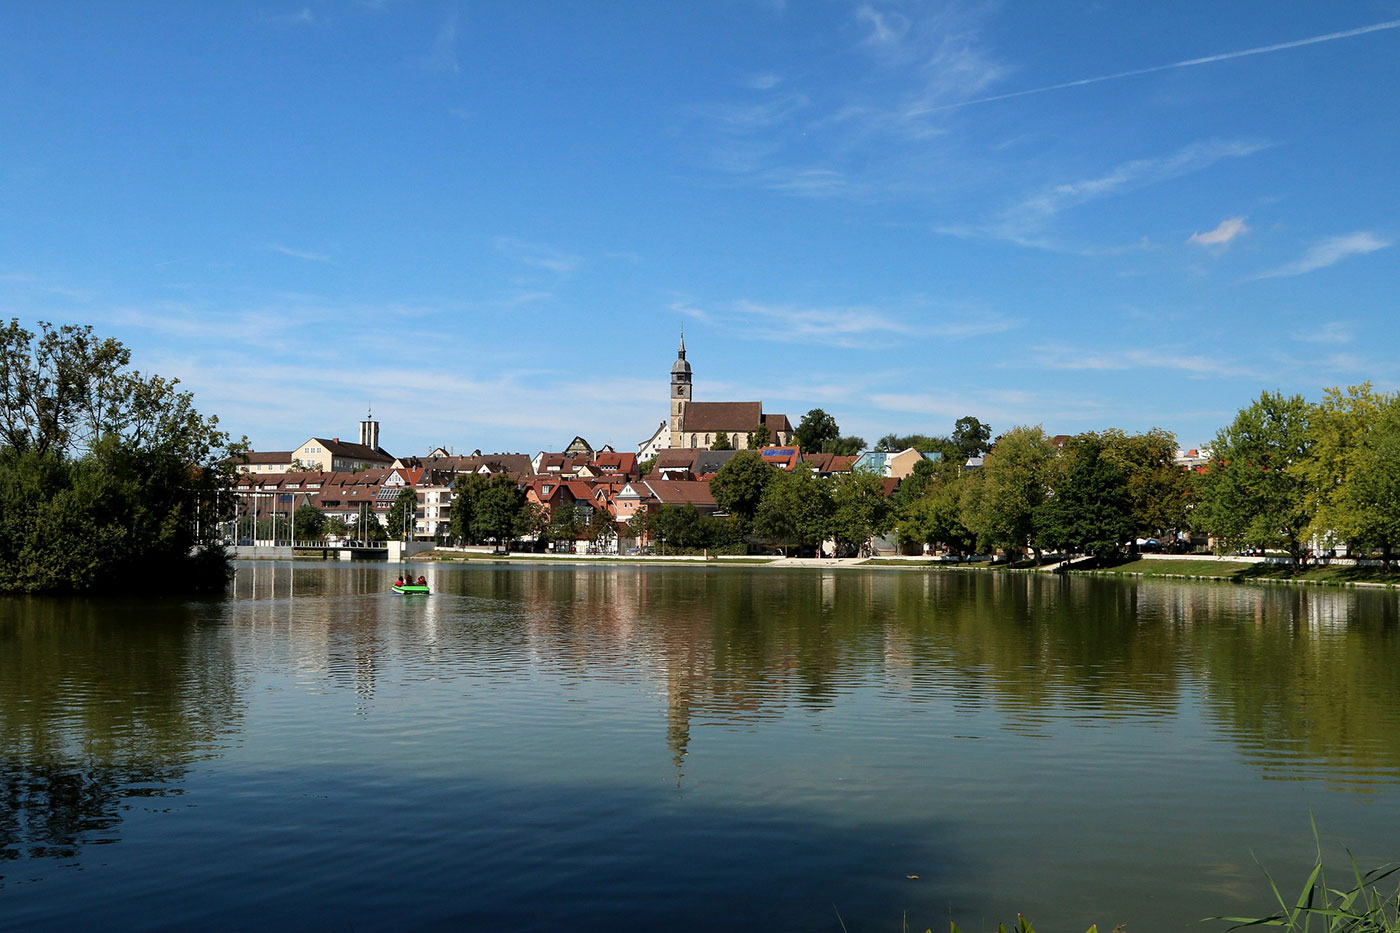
[914,19,1400,115]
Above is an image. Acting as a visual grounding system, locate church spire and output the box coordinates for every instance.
[678,328,685,359]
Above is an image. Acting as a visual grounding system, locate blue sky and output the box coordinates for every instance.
[2,2,1396,456]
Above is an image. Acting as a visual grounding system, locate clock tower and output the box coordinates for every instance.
[669,331,691,437]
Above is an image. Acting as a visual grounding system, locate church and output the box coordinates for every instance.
[638,335,793,458]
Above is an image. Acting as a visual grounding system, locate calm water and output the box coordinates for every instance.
[3,562,1400,931]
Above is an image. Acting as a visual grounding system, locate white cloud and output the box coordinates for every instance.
[267,244,334,263]
[1188,216,1250,248]
[492,237,580,274]
[912,18,1400,114]
[1293,321,1353,345]
[856,5,908,47]
[712,299,1017,349]
[1250,232,1392,280]
[732,300,913,348]
[1033,344,1254,379]
[422,17,460,75]
[999,140,1267,236]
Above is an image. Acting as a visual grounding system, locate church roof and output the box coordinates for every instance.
[681,401,764,432]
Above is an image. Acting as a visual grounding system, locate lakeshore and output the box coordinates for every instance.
[397,546,1400,588]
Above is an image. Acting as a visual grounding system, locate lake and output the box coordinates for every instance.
[3,561,1399,930]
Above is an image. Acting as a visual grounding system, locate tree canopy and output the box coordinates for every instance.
[0,320,242,593]
[709,449,773,528]
[961,425,1052,559]
[1198,391,1314,566]
[794,408,840,453]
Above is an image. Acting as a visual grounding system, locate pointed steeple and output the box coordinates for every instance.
[678,328,686,359]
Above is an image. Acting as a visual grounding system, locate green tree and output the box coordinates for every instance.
[952,416,992,459]
[325,515,349,538]
[358,510,387,542]
[650,503,705,552]
[754,464,831,555]
[449,472,492,543]
[547,505,582,549]
[587,506,617,549]
[893,457,938,508]
[1034,434,1135,559]
[1298,384,1391,558]
[828,435,866,456]
[960,425,1052,560]
[895,460,974,556]
[711,431,732,451]
[1318,389,1400,569]
[709,449,773,529]
[385,487,418,540]
[626,507,652,547]
[514,500,548,543]
[638,456,657,476]
[293,504,327,543]
[1197,391,1314,567]
[0,320,242,593]
[794,408,840,453]
[472,475,528,545]
[876,433,939,452]
[828,470,893,556]
[747,422,772,448]
[1100,428,1194,538]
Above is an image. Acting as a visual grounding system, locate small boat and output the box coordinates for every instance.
[391,583,430,596]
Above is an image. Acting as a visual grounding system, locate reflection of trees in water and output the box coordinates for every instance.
[472,567,1400,788]
[1191,587,1400,787]
[0,761,187,861]
[0,597,241,866]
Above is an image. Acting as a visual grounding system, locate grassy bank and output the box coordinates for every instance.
[1080,557,1400,586]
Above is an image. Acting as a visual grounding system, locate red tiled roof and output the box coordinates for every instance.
[641,479,716,508]
[682,402,764,432]
[311,437,396,462]
[762,412,792,434]
[243,450,294,464]
[655,449,700,470]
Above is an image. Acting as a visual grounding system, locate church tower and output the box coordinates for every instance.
[669,331,691,437]
[359,406,380,451]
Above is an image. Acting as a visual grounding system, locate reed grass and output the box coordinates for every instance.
[1214,825,1400,931]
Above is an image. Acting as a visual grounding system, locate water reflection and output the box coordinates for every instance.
[4,562,1399,928]
[0,596,241,866]
[221,563,1400,789]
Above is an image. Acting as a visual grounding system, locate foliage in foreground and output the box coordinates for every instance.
[0,320,242,593]
[1215,829,1400,931]
[949,917,1097,933]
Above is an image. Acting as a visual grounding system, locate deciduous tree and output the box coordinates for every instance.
[828,470,893,555]
[959,425,1052,560]
[1197,391,1314,567]
[754,464,831,555]
[709,450,773,529]
[1034,434,1134,559]
[952,416,992,459]
[794,408,840,454]
[293,504,327,543]
[0,320,242,593]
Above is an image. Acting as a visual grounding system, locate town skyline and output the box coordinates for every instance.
[2,3,1396,455]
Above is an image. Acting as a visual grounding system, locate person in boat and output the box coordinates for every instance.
[416,576,427,586]
[394,575,404,586]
